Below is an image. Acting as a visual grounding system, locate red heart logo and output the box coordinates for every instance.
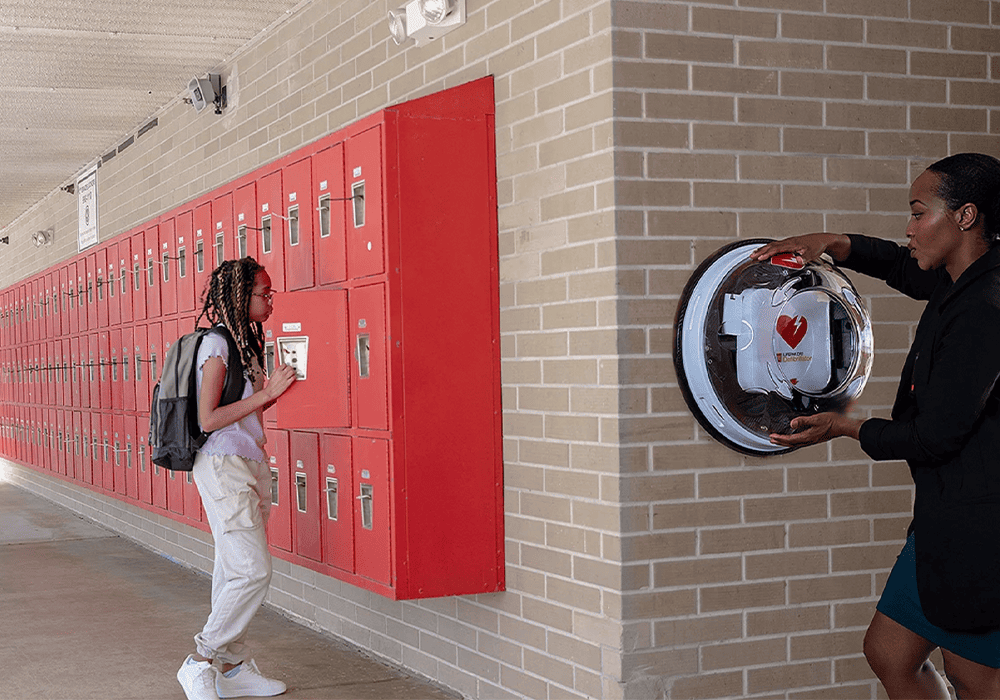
[776,315,808,349]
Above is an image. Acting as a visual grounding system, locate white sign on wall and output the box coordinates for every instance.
[78,166,98,250]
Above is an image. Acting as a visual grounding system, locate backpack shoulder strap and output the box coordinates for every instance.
[209,326,247,407]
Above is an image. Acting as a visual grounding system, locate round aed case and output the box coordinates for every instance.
[674,239,873,455]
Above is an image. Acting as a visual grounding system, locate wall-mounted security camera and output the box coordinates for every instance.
[388,0,466,47]
[187,74,226,114]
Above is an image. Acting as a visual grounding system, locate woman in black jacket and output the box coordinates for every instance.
[753,153,1000,699]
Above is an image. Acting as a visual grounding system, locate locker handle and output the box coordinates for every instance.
[357,483,373,530]
[356,334,369,378]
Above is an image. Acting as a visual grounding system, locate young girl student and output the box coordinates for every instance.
[176,257,297,700]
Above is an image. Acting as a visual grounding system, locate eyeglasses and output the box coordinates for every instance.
[252,291,275,302]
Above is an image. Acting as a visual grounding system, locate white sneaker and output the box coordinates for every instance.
[216,659,287,698]
[177,655,220,700]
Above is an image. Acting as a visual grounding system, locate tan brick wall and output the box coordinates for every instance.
[615,0,998,697]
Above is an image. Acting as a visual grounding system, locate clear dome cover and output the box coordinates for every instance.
[674,239,873,455]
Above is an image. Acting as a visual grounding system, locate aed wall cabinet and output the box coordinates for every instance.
[0,77,502,601]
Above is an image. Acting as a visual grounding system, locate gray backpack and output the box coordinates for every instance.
[148,326,245,471]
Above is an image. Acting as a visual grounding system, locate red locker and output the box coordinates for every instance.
[353,436,390,586]
[84,252,97,330]
[147,322,162,397]
[59,338,70,408]
[66,262,78,335]
[95,246,109,328]
[194,202,213,304]
[122,327,135,413]
[50,340,61,407]
[257,170,285,292]
[107,242,121,327]
[40,410,51,471]
[234,182,257,261]
[144,225,161,319]
[151,454,167,510]
[98,330,111,410]
[263,289,349,430]
[76,260,89,333]
[70,336,82,408]
[349,284,387,431]
[133,325,149,413]
[183,469,202,523]
[175,210,196,313]
[160,218,178,316]
[58,410,69,475]
[38,342,50,406]
[72,411,82,481]
[313,143,347,286]
[290,431,321,562]
[265,428,292,552]
[101,413,114,492]
[321,433,354,573]
[131,230,146,322]
[43,273,55,338]
[213,193,233,268]
[110,329,122,411]
[166,463,185,514]
[284,157,314,291]
[124,414,138,501]
[137,413,153,506]
[87,334,100,408]
[85,411,99,488]
[113,413,125,495]
[345,126,385,279]
[117,237,132,325]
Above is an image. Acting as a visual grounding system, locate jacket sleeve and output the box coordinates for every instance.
[840,234,943,301]
[859,295,1000,463]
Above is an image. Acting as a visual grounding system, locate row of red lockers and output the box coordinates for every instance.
[0,401,391,586]
[0,124,384,347]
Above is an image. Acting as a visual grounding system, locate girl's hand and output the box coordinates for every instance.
[769,412,862,448]
[265,363,297,401]
[750,233,851,265]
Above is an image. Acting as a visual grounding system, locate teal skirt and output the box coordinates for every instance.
[877,533,1000,668]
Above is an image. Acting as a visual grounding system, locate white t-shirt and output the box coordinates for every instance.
[195,328,267,464]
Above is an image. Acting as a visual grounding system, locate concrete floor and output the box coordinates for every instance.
[0,482,459,700]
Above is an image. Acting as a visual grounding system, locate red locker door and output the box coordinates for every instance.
[87,334,100,409]
[194,202,213,305]
[131,230,146,322]
[59,338,70,408]
[285,157,314,291]
[38,342,50,406]
[110,329,122,411]
[160,218,178,316]
[151,454,167,510]
[213,193,233,268]
[175,210,196,313]
[75,259,88,333]
[345,126,385,279]
[183,468,202,523]
[70,336,82,408]
[52,272,63,338]
[51,410,62,475]
[147,322,162,396]
[290,431,321,562]
[122,327,135,413]
[118,236,132,325]
[321,433,354,573]
[79,414,91,484]
[133,325,149,415]
[258,170,285,292]
[85,252,97,330]
[144,225,161,319]
[124,414,138,500]
[353,436,390,586]
[265,428,292,552]
[98,330,111,410]
[313,144,347,286]
[137,413,153,506]
[40,409,51,472]
[101,413,114,492]
[113,413,125,495]
[95,247,109,328]
[50,340,62,407]
[107,242,121,328]
[349,284,388,431]
[85,411,100,488]
[43,273,55,338]
[72,411,83,481]
[235,182,258,262]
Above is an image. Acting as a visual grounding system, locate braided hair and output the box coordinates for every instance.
[195,257,266,382]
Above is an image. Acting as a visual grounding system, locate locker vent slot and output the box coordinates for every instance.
[352,182,365,227]
[270,467,280,505]
[325,477,338,520]
[318,195,331,238]
[357,334,370,378]
[261,216,272,254]
[288,206,300,246]
[295,468,307,513]
[359,483,373,530]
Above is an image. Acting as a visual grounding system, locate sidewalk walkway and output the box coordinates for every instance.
[0,482,458,700]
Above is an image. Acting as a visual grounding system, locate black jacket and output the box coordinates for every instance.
[843,235,1000,632]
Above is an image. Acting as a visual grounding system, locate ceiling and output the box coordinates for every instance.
[0,0,304,232]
